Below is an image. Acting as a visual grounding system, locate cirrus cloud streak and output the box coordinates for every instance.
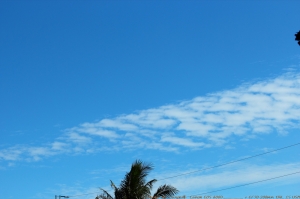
[1,71,300,162]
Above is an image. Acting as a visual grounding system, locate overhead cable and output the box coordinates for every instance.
[157,141,300,181]
[189,171,300,196]
[67,141,300,198]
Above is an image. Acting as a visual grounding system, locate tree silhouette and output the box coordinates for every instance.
[295,30,300,46]
[96,160,179,199]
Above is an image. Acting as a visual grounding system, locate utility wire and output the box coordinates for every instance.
[68,171,300,198]
[66,142,300,198]
[157,141,300,181]
[189,171,300,197]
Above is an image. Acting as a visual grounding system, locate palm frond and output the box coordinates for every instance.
[145,179,157,190]
[152,184,179,199]
[110,180,118,192]
[120,159,155,199]
[98,160,179,199]
[96,188,114,199]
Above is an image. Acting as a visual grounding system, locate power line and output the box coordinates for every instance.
[67,171,300,198]
[66,141,300,198]
[157,141,300,181]
[189,171,300,196]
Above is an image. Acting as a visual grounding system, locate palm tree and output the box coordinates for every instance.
[96,160,179,199]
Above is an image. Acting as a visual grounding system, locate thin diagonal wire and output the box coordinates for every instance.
[67,142,300,198]
[189,171,300,196]
[157,142,300,181]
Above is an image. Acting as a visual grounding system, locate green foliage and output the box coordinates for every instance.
[96,160,179,199]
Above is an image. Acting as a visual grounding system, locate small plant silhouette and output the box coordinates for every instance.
[295,30,300,46]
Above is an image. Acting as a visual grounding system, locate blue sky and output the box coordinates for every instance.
[1,1,300,199]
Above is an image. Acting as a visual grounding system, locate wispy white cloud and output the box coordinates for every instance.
[161,134,207,148]
[0,146,24,161]
[1,71,300,162]
[64,71,300,150]
[66,132,92,144]
[0,144,67,162]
